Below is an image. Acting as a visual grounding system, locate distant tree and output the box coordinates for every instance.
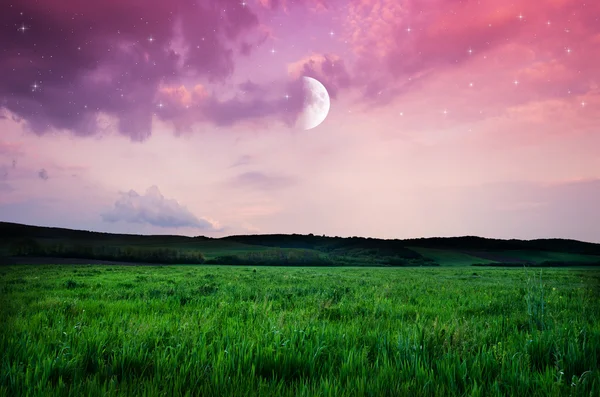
[9,239,43,256]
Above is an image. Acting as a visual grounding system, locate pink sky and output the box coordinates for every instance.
[1,0,599,242]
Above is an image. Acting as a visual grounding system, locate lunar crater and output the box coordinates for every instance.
[296,76,330,130]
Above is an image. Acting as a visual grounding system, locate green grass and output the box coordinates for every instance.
[408,247,499,266]
[1,265,599,396]
[472,250,600,264]
[410,247,600,266]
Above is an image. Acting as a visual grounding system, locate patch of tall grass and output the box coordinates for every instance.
[1,265,598,396]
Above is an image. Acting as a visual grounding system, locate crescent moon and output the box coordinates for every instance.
[296,76,331,130]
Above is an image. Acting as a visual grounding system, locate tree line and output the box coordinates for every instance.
[9,239,205,264]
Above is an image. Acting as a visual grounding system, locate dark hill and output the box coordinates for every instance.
[0,221,195,243]
[221,234,423,258]
[1,221,600,266]
[402,236,600,256]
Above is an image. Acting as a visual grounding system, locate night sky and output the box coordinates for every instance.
[1,0,599,242]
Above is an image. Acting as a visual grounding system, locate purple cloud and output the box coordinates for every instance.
[203,94,304,127]
[0,0,262,141]
[153,77,306,131]
[230,155,254,168]
[231,171,297,191]
[239,80,266,95]
[288,53,352,99]
[38,168,49,181]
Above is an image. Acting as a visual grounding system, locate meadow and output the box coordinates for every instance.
[1,265,599,396]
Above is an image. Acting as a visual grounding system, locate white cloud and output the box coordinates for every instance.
[102,186,218,230]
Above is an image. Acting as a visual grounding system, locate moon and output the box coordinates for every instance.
[296,76,330,130]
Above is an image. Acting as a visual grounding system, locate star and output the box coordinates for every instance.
[581,101,586,107]
[468,48,473,55]
[18,23,28,33]
[547,21,551,26]
[284,94,290,99]
[442,109,448,115]
[148,36,154,43]
[406,27,412,33]
[31,82,40,92]
[399,112,404,116]
[469,82,474,87]
[157,102,164,108]
[241,1,247,6]
[566,47,572,54]
[270,48,276,54]
[329,30,335,37]
[514,80,519,86]
[518,14,524,21]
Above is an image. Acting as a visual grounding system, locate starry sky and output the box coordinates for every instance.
[1,0,599,242]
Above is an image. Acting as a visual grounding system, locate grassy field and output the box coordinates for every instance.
[465,250,600,264]
[407,247,499,266]
[1,265,599,396]
[407,247,600,267]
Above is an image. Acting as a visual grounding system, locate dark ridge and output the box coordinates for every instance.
[0,221,203,242]
[223,234,600,256]
[2,222,600,265]
[402,236,600,255]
